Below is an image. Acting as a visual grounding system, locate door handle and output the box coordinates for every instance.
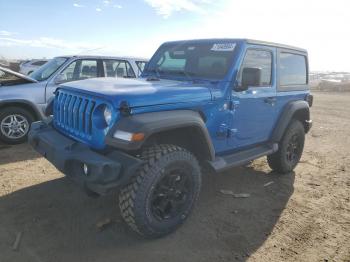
[264,97,276,105]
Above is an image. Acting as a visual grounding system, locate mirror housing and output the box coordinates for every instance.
[54,73,66,85]
[236,67,262,91]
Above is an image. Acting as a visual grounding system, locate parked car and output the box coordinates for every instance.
[0,55,148,144]
[19,59,49,75]
[29,39,313,238]
[0,56,10,69]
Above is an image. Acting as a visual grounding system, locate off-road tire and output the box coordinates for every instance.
[0,107,35,144]
[268,120,305,173]
[119,144,201,238]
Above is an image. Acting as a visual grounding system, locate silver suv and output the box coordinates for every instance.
[0,55,148,144]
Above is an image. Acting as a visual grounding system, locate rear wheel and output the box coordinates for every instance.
[119,144,201,238]
[0,107,35,144]
[268,120,305,173]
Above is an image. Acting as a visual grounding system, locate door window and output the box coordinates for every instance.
[103,60,136,78]
[60,59,98,82]
[238,49,272,86]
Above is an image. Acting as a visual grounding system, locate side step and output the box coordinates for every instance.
[208,143,278,172]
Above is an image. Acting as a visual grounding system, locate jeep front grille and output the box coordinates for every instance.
[53,90,96,140]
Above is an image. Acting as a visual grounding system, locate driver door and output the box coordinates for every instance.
[228,46,278,149]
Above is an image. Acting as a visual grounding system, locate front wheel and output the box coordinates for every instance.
[268,120,305,173]
[0,107,34,144]
[119,144,202,238]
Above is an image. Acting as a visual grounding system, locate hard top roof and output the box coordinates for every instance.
[162,38,307,53]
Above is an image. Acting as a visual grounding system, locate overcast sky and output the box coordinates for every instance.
[0,0,349,71]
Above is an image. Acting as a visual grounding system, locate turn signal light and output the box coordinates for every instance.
[113,130,145,142]
[131,133,145,142]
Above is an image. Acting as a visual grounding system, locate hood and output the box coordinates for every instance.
[0,66,38,83]
[59,77,213,108]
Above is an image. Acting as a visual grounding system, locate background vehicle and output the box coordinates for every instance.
[29,39,312,238]
[0,55,148,144]
[0,56,10,68]
[19,59,49,75]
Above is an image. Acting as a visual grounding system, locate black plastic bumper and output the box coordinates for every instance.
[305,119,313,133]
[28,120,143,195]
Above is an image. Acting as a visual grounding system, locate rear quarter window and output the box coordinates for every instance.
[280,53,307,85]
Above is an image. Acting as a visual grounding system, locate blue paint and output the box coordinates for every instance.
[53,39,310,154]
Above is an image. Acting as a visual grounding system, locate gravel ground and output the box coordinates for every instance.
[0,92,349,262]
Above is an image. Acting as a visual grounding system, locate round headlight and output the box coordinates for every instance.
[103,106,112,125]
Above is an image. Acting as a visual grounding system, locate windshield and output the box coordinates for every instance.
[30,57,68,81]
[144,42,237,80]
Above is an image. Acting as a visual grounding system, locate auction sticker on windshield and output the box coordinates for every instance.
[211,43,236,51]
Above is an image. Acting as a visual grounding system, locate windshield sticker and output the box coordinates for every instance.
[211,43,236,52]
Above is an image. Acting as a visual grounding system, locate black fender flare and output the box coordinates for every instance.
[105,110,215,160]
[271,100,311,142]
[0,99,44,120]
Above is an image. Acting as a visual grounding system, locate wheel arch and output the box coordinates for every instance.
[145,125,214,162]
[271,100,311,142]
[0,100,43,121]
[106,110,215,162]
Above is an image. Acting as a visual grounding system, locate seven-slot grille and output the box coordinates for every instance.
[53,90,96,139]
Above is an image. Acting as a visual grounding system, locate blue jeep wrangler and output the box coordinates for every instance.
[29,39,313,238]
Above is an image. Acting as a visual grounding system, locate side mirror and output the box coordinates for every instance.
[236,67,262,91]
[54,73,66,85]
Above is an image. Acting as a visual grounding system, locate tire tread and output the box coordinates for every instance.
[268,119,305,173]
[119,144,200,237]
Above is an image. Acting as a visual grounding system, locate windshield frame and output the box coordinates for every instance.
[143,41,238,82]
[30,57,69,81]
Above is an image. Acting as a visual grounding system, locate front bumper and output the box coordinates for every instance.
[305,119,313,133]
[28,120,143,195]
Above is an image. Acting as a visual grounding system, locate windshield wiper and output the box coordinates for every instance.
[161,70,200,81]
[146,76,160,81]
[167,71,212,83]
[145,69,211,83]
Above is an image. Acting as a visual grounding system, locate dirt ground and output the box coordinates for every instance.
[0,92,349,262]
